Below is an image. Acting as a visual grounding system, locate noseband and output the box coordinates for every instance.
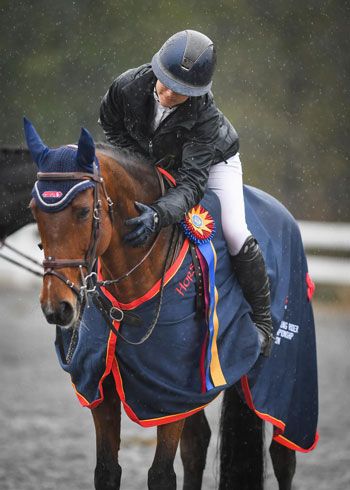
[38,166,114,299]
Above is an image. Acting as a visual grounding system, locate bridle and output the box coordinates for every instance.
[38,164,114,299]
[37,162,166,304]
[37,165,176,345]
[35,161,179,348]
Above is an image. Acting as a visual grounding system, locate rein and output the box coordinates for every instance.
[0,169,165,298]
[0,161,177,347]
[36,164,167,299]
[90,168,166,290]
[35,163,175,346]
[93,225,178,346]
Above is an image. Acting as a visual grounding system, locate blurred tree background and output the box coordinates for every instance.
[0,0,348,221]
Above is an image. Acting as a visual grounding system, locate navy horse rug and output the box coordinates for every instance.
[56,185,318,452]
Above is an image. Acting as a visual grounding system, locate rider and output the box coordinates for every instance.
[99,30,273,355]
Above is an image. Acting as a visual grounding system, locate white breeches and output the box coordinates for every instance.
[207,153,251,256]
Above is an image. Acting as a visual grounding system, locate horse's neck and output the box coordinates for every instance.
[97,153,171,303]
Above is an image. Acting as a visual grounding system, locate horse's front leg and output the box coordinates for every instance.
[148,419,185,490]
[180,410,211,490]
[92,374,122,490]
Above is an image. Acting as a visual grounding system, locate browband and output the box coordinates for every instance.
[37,171,103,183]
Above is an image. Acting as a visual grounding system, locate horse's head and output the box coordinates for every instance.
[24,118,113,326]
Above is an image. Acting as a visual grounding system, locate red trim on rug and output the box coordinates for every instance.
[240,376,285,429]
[139,404,208,428]
[273,432,320,453]
[156,167,177,187]
[72,330,117,409]
[240,375,255,409]
[111,350,214,427]
[111,358,141,424]
[99,239,190,311]
[97,235,218,426]
[306,272,315,301]
[240,375,319,452]
[85,234,191,418]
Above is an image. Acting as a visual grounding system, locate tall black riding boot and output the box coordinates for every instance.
[231,235,274,356]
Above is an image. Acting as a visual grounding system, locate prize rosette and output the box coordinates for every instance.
[180,204,216,244]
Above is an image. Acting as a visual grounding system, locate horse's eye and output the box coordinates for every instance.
[76,207,90,220]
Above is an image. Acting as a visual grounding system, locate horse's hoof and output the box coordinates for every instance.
[94,462,122,490]
[148,467,176,490]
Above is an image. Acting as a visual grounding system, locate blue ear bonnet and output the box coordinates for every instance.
[24,118,98,213]
[31,145,97,212]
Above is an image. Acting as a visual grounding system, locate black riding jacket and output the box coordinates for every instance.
[99,64,239,227]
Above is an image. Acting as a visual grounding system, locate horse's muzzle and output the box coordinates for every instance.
[42,300,75,326]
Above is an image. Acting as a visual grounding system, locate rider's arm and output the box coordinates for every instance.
[151,111,220,227]
[99,71,145,153]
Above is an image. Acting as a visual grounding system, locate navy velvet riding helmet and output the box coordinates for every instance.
[23,117,97,213]
[151,30,216,97]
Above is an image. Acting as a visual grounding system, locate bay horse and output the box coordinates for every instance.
[6,120,298,490]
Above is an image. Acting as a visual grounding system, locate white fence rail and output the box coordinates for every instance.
[0,222,349,287]
[298,221,350,252]
[299,221,350,285]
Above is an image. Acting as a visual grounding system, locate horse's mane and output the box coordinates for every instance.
[95,142,156,182]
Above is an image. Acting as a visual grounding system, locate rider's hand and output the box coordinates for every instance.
[124,202,160,247]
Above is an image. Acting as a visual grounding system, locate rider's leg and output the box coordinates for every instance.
[207,153,274,355]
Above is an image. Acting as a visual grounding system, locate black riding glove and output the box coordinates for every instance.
[124,202,160,247]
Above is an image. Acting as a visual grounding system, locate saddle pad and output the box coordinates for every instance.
[55,185,318,452]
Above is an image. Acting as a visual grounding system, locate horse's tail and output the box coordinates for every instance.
[219,384,264,490]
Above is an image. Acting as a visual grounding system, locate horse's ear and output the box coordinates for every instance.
[76,128,95,172]
[23,117,49,167]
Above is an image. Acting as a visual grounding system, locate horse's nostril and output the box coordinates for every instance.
[59,301,75,325]
[43,309,57,325]
[41,301,75,326]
